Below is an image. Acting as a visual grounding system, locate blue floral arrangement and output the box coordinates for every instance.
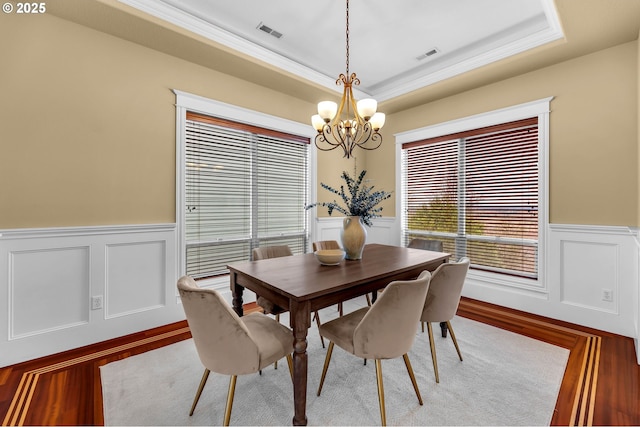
[305,170,392,227]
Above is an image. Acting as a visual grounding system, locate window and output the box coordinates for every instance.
[183,112,309,279]
[398,98,550,285]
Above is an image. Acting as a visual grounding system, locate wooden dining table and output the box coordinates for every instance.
[228,243,450,426]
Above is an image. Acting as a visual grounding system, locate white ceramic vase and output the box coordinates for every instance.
[341,216,367,260]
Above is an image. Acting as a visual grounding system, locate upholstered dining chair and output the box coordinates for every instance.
[407,238,446,334]
[407,238,444,252]
[420,257,470,383]
[177,276,293,426]
[316,271,432,426]
[253,245,293,324]
[253,245,326,350]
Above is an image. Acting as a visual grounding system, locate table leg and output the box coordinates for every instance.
[440,321,447,338]
[230,272,244,317]
[289,300,311,426]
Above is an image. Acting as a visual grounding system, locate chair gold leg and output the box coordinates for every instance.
[426,322,440,383]
[365,293,372,306]
[421,321,424,333]
[189,368,210,416]
[223,375,237,426]
[317,341,334,396]
[375,359,386,426]
[286,354,294,381]
[446,320,463,361]
[402,354,423,405]
[315,311,325,348]
[338,302,343,316]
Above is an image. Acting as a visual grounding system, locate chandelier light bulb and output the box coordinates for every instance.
[370,112,386,131]
[311,114,325,131]
[317,101,338,122]
[356,98,377,120]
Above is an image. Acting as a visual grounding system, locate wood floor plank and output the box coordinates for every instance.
[1,298,638,426]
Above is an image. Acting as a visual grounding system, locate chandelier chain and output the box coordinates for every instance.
[345,0,349,75]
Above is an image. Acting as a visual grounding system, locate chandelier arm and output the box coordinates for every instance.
[316,126,344,149]
[332,75,349,127]
[347,85,364,125]
[354,125,383,151]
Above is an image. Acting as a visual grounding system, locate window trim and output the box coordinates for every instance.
[395,97,552,292]
[173,90,316,279]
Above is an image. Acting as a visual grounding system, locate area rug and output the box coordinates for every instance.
[101,300,569,426]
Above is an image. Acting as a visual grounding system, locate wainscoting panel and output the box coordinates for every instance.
[0,224,181,367]
[106,241,167,318]
[559,240,618,314]
[549,225,636,336]
[10,246,90,339]
[463,224,638,338]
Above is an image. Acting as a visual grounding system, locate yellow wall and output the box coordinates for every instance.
[371,40,638,226]
[1,13,638,229]
[638,30,640,227]
[0,13,315,228]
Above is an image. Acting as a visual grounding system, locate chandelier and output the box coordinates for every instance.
[310,0,385,159]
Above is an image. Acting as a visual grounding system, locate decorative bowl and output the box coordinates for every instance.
[314,249,346,266]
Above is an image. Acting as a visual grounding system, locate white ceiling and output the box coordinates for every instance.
[120,0,564,101]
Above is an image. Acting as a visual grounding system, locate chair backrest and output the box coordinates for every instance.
[407,238,444,252]
[177,276,260,375]
[353,271,431,360]
[312,240,341,252]
[420,257,470,323]
[252,245,293,260]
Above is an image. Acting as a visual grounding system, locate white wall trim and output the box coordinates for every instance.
[173,89,316,277]
[395,97,552,292]
[0,223,176,239]
[118,1,353,97]
[394,97,553,143]
[0,224,180,367]
[2,220,637,366]
[119,0,561,103]
[463,223,638,338]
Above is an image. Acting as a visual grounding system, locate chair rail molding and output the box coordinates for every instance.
[0,224,182,367]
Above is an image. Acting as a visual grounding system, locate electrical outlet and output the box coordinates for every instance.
[602,289,613,302]
[91,295,103,310]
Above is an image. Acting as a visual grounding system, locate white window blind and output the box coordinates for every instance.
[403,118,538,279]
[185,112,309,279]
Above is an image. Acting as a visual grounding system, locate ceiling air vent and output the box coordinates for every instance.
[257,22,283,39]
[416,47,440,61]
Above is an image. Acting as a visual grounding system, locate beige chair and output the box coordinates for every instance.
[177,276,293,426]
[420,257,470,383]
[253,245,293,321]
[408,238,444,252]
[253,245,326,349]
[407,238,446,334]
[312,240,372,312]
[316,271,432,426]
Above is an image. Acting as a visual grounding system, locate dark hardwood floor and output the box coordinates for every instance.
[1,297,638,426]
